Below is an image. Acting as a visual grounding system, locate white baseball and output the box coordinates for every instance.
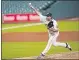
[29,3,31,5]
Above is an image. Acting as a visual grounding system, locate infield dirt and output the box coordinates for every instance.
[2,31,79,42]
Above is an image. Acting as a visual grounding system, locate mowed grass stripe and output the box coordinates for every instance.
[2,24,47,32]
[2,21,79,32]
[58,21,79,31]
[2,41,79,59]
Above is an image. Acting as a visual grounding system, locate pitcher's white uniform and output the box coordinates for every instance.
[28,3,72,58]
[39,14,67,55]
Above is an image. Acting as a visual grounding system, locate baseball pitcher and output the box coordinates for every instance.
[29,3,72,59]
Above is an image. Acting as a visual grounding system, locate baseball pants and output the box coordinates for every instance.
[42,31,66,55]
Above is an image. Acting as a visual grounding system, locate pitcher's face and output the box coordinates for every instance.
[46,16,52,21]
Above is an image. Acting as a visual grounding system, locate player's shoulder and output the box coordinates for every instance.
[52,19,57,22]
[52,19,58,25]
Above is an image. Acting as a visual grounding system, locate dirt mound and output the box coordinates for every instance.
[46,51,79,59]
[14,51,79,59]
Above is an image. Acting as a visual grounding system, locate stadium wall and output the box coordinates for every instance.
[47,1,79,19]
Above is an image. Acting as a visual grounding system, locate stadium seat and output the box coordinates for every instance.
[2,1,49,14]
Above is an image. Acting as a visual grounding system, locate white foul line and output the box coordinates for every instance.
[2,23,43,30]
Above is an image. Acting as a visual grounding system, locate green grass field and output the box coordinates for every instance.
[2,20,79,59]
[2,41,79,59]
[2,21,79,32]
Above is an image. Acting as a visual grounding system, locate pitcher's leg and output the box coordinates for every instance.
[51,32,66,47]
[52,32,72,51]
[52,42,72,51]
[53,42,66,47]
[42,36,54,55]
[37,36,53,59]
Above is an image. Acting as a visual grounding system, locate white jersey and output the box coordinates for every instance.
[39,14,58,33]
[52,19,58,30]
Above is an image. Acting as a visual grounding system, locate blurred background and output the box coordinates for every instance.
[2,0,79,59]
[2,0,79,19]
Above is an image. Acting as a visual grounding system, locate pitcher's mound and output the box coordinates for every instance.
[14,51,79,59]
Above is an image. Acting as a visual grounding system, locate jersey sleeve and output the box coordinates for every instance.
[39,14,47,23]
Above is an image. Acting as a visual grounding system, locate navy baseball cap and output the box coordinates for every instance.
[45,13,52,17]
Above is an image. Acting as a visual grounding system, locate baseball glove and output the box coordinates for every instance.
[47,21,54,29]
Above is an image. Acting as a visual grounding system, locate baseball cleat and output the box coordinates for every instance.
[66,43,72,51]
[37,53,45,60]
